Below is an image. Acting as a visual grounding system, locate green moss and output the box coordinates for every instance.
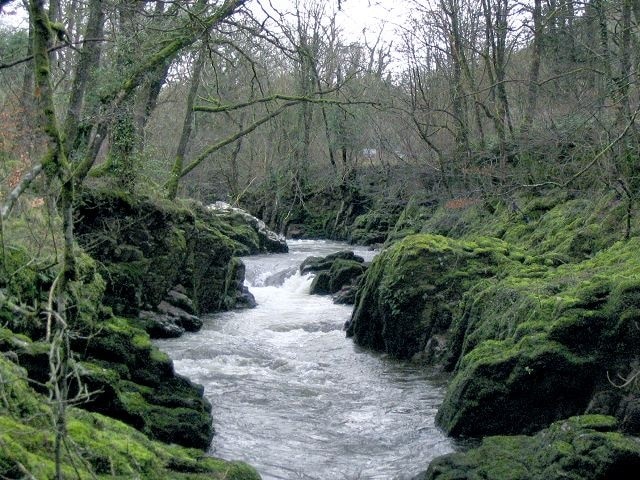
[0,365,260,479]
[350,188,640,437]
[422,416,640,480]
[74,188,265,316]
[350,209,399,245]
[348,234,513,360]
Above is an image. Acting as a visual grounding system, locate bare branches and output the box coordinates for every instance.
[0,39,107,70]
[178,100,299,179]
[521,104,640,189]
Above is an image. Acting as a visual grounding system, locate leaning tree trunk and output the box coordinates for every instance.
[166,43,206,200]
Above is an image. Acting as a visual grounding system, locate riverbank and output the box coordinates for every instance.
[1,188,286,478]
[344,188,640,477]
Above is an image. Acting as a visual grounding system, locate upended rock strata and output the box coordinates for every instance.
[300,251,367,304]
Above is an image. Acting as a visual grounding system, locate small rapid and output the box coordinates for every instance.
[156,240,455,479]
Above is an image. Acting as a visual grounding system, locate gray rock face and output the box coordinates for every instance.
[138,310,184,338]
[157,300,202,332]
[137,288,204,339]
[208,201,288,253]
[165,288,195,314]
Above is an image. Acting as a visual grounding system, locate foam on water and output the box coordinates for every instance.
[156,240,454,480]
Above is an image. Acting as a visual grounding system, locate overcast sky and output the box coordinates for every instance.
[1,0,407,40]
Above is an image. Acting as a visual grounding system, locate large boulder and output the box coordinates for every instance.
[437,239,640,437]
[346,234,513,360]
[208,201,288,253]
[74,189,259,318]
[417,416,640,480]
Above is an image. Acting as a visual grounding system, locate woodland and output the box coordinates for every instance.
[0,0,640,479]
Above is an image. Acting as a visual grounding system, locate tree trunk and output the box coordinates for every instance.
[167,45,206,200]
[522,0,542,134]
[63,0,104,154]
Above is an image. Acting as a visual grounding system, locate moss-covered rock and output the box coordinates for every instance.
[347,188,640,439]
[436,335,596,437]
[346,234,515,360]
[207,201,288,253]
[436,238,640,436]
[349,209,399,245]
[418,416,640,480]
[2,315,215,450]
[302,251,367,301]
[0,356,261,479]
[74,188,256,317]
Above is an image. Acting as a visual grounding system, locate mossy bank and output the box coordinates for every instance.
[346,189,640,476]
[1,188,279,478]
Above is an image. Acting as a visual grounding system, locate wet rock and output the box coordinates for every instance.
[264,266,298,287]
[165,288,195,314]
[310,271,332,295]
[333,284,358,305]
[138,311,184,339]
[302,251,367,304]
[300,251,364,275]
[237,285,257,309]
[157,300,202,332]
[224,258,257,309]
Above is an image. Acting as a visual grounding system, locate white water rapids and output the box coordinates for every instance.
[156,240,455,479]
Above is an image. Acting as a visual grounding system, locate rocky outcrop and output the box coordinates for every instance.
[416,416,640,480]
[300,251,367,304]
[208,201,288,253]
[347,194,640,440]
[73,189,269,342]
[346,234,514,361]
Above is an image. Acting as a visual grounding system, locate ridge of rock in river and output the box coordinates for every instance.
[301,250,368,304]
[346,191,640,475]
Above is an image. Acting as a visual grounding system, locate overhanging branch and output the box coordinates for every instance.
[178,100,298,179]
[194,94,381,113]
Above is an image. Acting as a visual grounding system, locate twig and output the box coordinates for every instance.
[0,38,107,70]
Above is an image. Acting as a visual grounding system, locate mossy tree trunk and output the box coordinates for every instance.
[28,1,76,478]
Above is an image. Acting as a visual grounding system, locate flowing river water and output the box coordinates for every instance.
[156,240,455,479]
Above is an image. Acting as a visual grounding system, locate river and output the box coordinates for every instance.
[156,240,455,480]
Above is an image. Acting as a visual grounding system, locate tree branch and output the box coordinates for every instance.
[0,39,106,70]
[194,93,381,113]
[178,100,299,179]
[1,164,43,221]
[521,105,640,189]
